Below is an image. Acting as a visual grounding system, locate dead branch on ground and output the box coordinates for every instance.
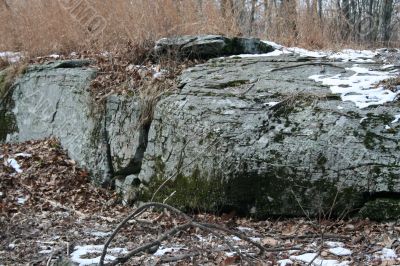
[100,202,269,266]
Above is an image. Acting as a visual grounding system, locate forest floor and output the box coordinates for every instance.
[1,139,400,266]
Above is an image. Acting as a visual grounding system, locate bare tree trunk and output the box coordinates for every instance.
[378,0,394,44]
[312,0,318,17]
[281,0,298,43]
[197,0,203,13]
[318,0,323,19]
[1,0,10,10]
[249,0,257,35]
[221,0,233,18]
[263,0,268,18]
[341,0,351,39]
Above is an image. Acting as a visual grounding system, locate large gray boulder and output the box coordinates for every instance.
[1,61,144,185]
[2,60,111,182]
[137,54,400,217]
[1,46,399,219]
[154,35,274,59]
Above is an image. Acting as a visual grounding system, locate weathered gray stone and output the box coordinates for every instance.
[154,35,274,59]
[2,52,400,219]
[115,174,140,205]
[358,198,400,221]
[138,55,400,217]
[1,61,146,185]
[4,61,112,182]
[106,95,144,175]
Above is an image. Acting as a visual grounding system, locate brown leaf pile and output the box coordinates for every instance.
[0,139,118,215]
[1,139,399,265]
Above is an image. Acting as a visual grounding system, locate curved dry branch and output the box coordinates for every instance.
[99,202,191,266]
[107,222,192,266]
[100,202,300,265]
[197,222,266,255]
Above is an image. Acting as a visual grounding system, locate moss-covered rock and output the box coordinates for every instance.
[358,198,400,221]
[139,163,364,218]
[154,35,274,60]
[138,53,400,219]
[0,68,19,142]
[0,97,17,142]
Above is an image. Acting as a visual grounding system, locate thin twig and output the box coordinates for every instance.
[198,222,266,255]
[100,202,277,265]
[108,223,192,266]
[99,202,191,266]
[306,232,324,266]
[192,222,246,261]
[159,251,200,263]
[280,233,350,241]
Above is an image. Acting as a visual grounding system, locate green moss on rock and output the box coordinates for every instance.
[217,80,249,89]
[0,107,17,142]
[363,131,386,150]
[139,167,225,212]
[325,94,342,101]
[0,70,18,142]
[139,162,364,218]
[358,198,400,221]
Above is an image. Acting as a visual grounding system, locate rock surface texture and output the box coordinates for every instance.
[0,61,145,184]
[1,39,400,218]
[154,35,274,59]
[138,54,400,217]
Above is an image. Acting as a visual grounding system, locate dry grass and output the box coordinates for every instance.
[0,57,10,70]
[0,0,238,56]
[0,61,27,99]
[0,0,398,57]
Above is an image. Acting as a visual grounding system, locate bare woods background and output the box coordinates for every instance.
[0,0,399,55]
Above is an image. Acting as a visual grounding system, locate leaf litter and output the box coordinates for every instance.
[1,139,400,265]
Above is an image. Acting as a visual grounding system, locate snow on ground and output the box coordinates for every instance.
[290,253,350,266]
[234,42,400,110]
[3,153,31,174]
[329,247,352,256]
[264,101,280,107]
[278,258,293,266]
[16,196,28,205]
[6,158,23,173]
[0,51,21,63]
[376,248,397,259]
[309,66,398,108]
[326,241,345,248]
[328,49,377,63]
[89,231,112,238]
[237,226,255,232]
[14,152,32,158]
[257,42,400,109]
[70,245,128,266]
[153,245,186,257]
[392,114,400,123]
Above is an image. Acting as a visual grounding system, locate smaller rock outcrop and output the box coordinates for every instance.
[153,35,274,59]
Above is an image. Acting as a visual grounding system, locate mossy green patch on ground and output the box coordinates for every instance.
[358,198,400,221]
